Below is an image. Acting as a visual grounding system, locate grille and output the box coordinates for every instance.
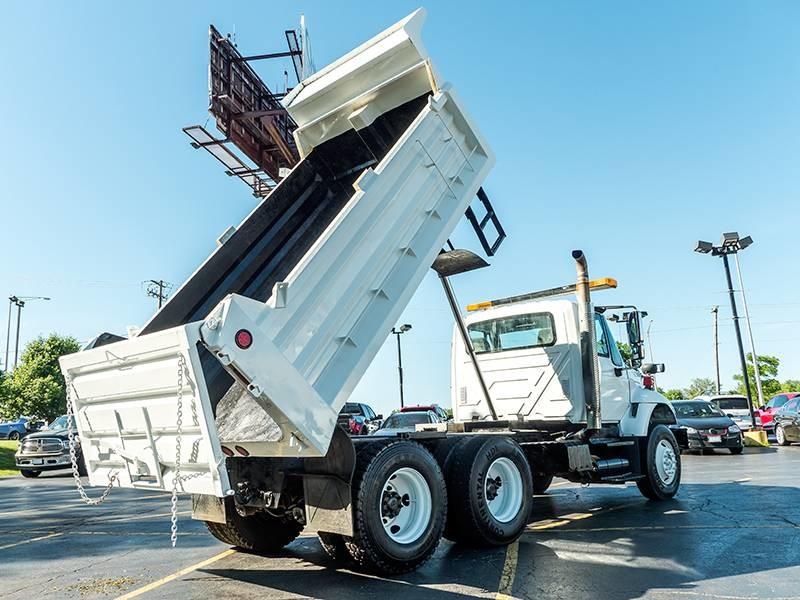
[20,437,63,454]
[702,428,727,436]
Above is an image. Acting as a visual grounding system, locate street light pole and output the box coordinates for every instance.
[4,297,15,373]
[391,324,412,408]
[694,233,757,429]
[721,254,756,428]
[733,252,764,407]
[10,296,51,369]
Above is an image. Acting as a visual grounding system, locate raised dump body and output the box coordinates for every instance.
[59,9,494,497]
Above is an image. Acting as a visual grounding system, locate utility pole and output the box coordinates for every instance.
[391,324,412,408]
[145,280,171,309]
[711,306,720,395]
[734,252,764,407]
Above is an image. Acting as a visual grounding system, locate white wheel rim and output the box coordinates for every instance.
[655,439,677,485]
[777,426,784,444]
[380,467,432,544]
[485,457,524,523]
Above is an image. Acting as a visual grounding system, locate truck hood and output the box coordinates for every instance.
[24,429,71,441]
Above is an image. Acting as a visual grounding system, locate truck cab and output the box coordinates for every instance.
[453,297,667,428]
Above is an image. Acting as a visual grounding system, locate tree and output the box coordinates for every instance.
[662,389,684,401]
[616,342,632,366]
[685,377,716,398]
[733,354,781,400]
[0,334,80,422]
[780,379,800,393]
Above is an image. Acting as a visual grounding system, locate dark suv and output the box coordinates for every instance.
[15,415,86,478]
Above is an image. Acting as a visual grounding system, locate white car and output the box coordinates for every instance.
[694,395,755,431]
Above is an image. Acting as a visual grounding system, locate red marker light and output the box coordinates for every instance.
[221,446,234,457]
[234,445,250,457]
[235,329,253,349]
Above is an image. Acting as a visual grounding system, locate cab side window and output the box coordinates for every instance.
[594,314,610,357]
[784,399,799,414]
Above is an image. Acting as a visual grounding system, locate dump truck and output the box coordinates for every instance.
[59,9,683,575]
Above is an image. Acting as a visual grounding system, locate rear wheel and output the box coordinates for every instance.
[729,446,744,455]
[20,469,41,478]
[637,425,681,501]
[345,441,446,575]
[776,424,790,446]
[533,474,554,495]
[318,532,349,563]
[445,436,532,546]
[205,505,303,553]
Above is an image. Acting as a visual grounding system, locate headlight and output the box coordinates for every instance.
[684,426,698,434]
[728,424,741,433]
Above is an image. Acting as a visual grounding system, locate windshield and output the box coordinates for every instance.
[45,415,74,430]
[468,313,555,354]
[675,402,724,418]
[714,397,749,410]
[381,413,432,429]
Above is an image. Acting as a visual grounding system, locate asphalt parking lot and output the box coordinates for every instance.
[2,446,799,600]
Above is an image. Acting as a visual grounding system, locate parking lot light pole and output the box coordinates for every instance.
[392,324,412,408]
[11,296,51,369]
[4,296,15,373]
[695,234,757,428]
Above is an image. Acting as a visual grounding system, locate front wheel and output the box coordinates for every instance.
[636,425,681,501]
[776,424,790,446]
[9,431,19,441]
[20,469,41,478]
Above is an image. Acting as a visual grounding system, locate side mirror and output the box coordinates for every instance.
[626,311,645,366]
[376,414,384,420]
[641,363,665,375]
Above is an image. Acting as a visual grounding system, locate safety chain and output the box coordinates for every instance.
[66,381,118,505]
[170,354,187,547]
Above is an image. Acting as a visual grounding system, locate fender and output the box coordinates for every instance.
[618,388,677,437]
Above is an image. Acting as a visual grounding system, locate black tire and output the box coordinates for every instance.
[20,469,41,478]
[533,474,554,495]
[9,431,19,441]
[444,436,533,546]
[776,424,790,446]
[344,440,447,575]
[729,446,744,455]
[205,503,303,553]
[318,532,349,563]
[637,425,681,501]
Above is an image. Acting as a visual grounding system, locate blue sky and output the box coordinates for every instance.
[1,1,799,417]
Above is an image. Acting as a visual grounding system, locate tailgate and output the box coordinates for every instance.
[59,324,230,496]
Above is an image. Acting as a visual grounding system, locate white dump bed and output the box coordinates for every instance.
[60,9,494,497]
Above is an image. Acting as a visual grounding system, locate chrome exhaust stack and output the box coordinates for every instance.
[573,250,602,430]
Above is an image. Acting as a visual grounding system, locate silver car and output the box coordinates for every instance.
[372,411,441,436]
